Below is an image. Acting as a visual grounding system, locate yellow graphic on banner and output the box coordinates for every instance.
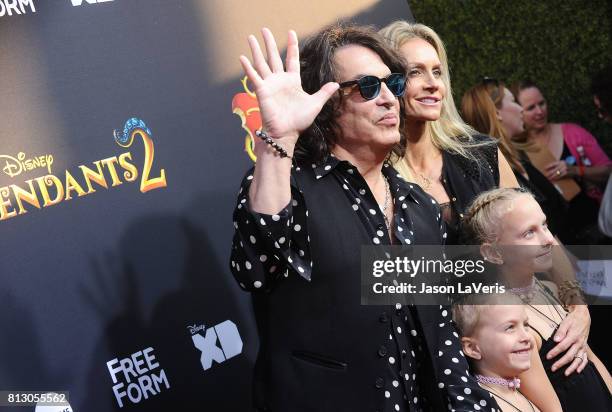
[0,118,167,222]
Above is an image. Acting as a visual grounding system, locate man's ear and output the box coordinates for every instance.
[461,336,483,361]
[481,242,503,265]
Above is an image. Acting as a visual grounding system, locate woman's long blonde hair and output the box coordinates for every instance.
[379,21,482,174]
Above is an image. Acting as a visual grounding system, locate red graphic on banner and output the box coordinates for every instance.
[231,76,261,162]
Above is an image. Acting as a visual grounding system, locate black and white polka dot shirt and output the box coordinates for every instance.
[230,154,500,412]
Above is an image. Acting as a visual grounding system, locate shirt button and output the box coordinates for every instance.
[375,377,384,388]
[378,345,388,357]
[452,197,457,202]
[459,213,464,218]
[379,312,389,323]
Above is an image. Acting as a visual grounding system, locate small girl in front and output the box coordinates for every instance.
[454,187,612,412]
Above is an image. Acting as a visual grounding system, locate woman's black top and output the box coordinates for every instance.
[230,155,500,411]
[440,134,499,245]
[531,325,612,411]
[528,282,612,411]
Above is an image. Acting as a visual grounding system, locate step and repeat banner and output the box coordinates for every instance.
[0,1,413,410]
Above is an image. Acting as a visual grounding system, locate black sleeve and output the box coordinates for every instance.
[229,168,313,292]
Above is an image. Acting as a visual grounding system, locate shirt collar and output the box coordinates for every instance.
[310,156,419,204]
[383,163,419,204]
[311,154,341,179]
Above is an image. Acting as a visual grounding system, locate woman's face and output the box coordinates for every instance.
[498,88,524,138]
[517,87,548,131]
[399,38,446,123]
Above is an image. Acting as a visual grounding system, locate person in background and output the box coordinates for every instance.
[461,79,571,244]
[592,63,612,125]
[512,80,611,243]
[593,63,612,236]
[512,80,611,201]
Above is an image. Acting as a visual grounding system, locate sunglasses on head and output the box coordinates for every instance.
[339,73,406,100]
[481,76,501,101]
[481,76,499,87]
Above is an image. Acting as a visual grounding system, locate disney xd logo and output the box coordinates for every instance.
[188,320,243,371]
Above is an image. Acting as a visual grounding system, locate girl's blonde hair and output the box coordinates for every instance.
[452,293,523,337]
[463,187,534,243]
[379,21,482,169]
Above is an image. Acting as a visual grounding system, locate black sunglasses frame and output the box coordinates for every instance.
[339,73,406,100]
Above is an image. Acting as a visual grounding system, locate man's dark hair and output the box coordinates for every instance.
[295,23,407,163]
[592,63,612,117]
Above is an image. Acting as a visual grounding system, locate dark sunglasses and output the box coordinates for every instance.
[339,73,406,100]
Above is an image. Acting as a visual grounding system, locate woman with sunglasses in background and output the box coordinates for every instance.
[230,23,500,411]
[512,80,611,243]
[461,79,573,244]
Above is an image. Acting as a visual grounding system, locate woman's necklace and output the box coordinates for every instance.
[405,160,439,191]
[479,382,536,412]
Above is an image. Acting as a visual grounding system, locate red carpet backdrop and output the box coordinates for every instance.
[0,1,413,410]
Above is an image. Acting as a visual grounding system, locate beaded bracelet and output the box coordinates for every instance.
[255,130,292,159]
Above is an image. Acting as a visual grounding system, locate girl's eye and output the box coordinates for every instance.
[506,324,514,331]
[523,230,534,238]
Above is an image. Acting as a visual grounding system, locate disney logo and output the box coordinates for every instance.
[0,152,53,178]
[187,324,206,335]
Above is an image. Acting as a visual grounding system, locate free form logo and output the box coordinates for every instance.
[106,347,170,408]
[0,0,36,17]
[188,320,243,371]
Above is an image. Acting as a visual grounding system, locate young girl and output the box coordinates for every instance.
[457,187,612,411]
[453,294,551,412]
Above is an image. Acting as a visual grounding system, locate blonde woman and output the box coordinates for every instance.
[380,21,518,246]
[380,19,593,386]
